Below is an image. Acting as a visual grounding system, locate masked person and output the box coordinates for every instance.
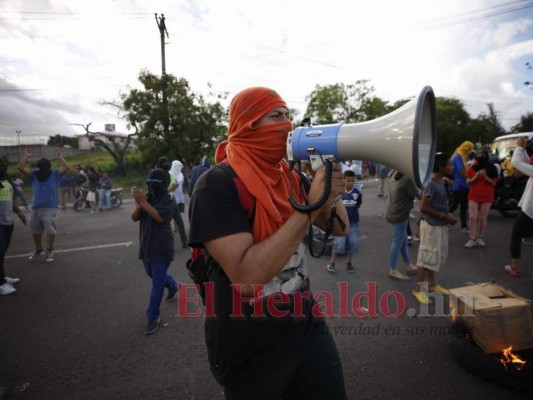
[18,147,70,262]
[131,168,178,335]
[0,158,27,295]
[169,159,188,249]
[188,87,349,399]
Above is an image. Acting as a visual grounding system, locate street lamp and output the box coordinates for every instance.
[16,130,21,156]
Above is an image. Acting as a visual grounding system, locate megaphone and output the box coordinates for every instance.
[286,86,436,189]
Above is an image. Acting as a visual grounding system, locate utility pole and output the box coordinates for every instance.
[155,13,170,137]
[155,13,169,76]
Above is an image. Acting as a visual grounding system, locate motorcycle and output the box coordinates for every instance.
[73,187,123,211]
[492,176,525,218]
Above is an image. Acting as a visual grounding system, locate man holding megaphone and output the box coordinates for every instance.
[188,87,350,399]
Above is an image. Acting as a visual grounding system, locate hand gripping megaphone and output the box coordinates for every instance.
[286,86,437,191]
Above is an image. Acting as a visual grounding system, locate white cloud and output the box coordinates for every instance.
[0,0,532,144]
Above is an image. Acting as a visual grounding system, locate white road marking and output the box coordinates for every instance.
[6,241,133,259]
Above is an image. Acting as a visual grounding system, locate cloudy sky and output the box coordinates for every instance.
[1,0,532,144]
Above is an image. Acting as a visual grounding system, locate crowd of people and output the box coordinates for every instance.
[1,86,532,399]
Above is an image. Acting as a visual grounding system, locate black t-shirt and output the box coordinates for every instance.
[188,164,323,386]
[138,193,174,263]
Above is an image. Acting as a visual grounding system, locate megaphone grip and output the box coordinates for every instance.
[289,160,333,213]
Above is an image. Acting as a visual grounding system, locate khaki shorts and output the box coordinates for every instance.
[30,208,58,235]
[416,219,448,272]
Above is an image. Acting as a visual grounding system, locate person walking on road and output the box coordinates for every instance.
[503,137,533,276]
[412,154,457,305]
[131,168,179,335]
[0,158,27,295]
[188,87,349,399]
[449,141,474,233]
[18,147,70,263]
[169,159,188,249]
[385,170,420,281]
[464,150,498,248]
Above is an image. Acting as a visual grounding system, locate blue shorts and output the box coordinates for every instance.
[333,224,359,255]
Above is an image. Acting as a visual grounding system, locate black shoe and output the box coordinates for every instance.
[166,284,179,302]
[144,316,160,335]
[346,262,354,273]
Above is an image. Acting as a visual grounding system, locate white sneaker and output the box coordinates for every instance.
[28,249,44,260]
[0,282,16,295]
[476,237,486,247]
[389,268,410,281]
[45,250,54,263]
[5,277,20,284]
[464,239,477,248]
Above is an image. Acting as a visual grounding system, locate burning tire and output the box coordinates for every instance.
[448,322,533,391]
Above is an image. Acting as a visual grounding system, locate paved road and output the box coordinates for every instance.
[1,179,532,399]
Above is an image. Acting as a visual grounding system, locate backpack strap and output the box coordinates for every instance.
[216,160,255,221]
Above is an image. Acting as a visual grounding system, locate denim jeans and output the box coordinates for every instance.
[143,261,177,321]
[98,189,112,209]
[389,220,411,269]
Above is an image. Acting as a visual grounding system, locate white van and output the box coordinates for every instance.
[491,132,533,160]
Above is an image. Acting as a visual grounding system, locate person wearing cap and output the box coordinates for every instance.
[131,168,178,335]
[18,147,70,263]
[188,87,349,399]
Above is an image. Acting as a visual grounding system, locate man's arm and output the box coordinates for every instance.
[205,163,348,292]
[18,148,32,177]
[12,200,26,225]
[55,147,70,175]
[511,140,533,177]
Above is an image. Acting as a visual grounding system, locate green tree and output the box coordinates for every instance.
[119,70,227,168]
[304,80,376,124]
[47,134,79,148]
[511,111,533,132]
[435,97,471,154]
[467,103,505,147]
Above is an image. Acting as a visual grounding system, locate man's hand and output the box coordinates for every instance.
[17,210,27,225]
[131,187,146,206]
[54,147,61,157]
[23,148,32,158]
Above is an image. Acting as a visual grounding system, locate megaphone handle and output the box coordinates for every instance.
[289,159,333,213]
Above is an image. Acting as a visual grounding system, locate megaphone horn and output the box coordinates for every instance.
[287,86,437,189]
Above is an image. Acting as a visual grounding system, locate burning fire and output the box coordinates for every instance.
[498,346,527,371]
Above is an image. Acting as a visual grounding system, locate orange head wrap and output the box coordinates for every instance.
[453,141,474,171]
[215,87,306,242]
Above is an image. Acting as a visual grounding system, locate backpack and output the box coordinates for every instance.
[186,161,255,305]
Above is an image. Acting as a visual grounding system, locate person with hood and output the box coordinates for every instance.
[18,147,70,263]
[0,158,27,295]
[464,150,498,248]
[188,155,211,195]
[449,140,474,233]
[169,160,187,248]
[188,87,349,399]
[131,168,178,335]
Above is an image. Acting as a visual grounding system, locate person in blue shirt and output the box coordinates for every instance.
[18,147,70,262]
[449,141,474,233]
[326,169,363,273]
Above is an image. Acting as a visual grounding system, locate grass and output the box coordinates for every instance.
[7,150,148,200]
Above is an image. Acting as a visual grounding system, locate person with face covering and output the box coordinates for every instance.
[449,141,474,233]
[18,147,70,263]
[169,159,188,248]
[0,158,27,295]
[131,168,178,335]
[464,150,498,248]
[188,87,349,399]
